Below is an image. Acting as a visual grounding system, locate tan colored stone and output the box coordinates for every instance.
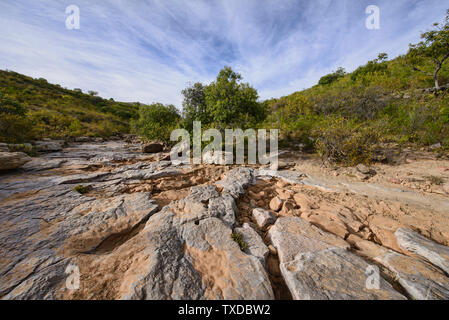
[269,196,283,212]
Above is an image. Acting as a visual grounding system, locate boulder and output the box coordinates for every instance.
[269,217,406,300]
[0,152,32,170]
[269,196,283,212]
[252,208,276,228]
[142,142,164,153]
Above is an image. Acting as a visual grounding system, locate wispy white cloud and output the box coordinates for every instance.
[0,0,447,105]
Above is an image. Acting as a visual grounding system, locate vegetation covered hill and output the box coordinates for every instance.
[0,70,140,143]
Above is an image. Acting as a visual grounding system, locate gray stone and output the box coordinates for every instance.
[236,223,270,264]
[216,167,256,198]
[395,228,449,275]
[0,152,32,170]
[269,217,406,300]
[374,250,449,300]
[252,208,276,228]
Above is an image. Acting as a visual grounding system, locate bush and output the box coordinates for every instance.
[131,103,180,143]
[314,117,380,166]
[74,185,89,194]
[231,231,247,251]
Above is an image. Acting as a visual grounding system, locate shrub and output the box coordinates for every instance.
[131,103,180,143]
[74,185,89,194]
[314,117,379,166]
[231,231,247,251]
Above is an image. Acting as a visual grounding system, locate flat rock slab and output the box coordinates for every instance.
[395,228,449,275]
[269,217,406,300]
[374,250,449,300]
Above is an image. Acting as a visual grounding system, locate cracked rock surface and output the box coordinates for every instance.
[2,140,449,300]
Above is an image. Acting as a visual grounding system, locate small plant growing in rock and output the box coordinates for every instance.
[74,185,89,194]
[426,175,445,185]
[231,231,247,251]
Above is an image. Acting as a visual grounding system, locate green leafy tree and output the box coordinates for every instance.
[181,82,207,131]
[408,10,449,90]
[131,103,180,143]
[203,66,265,129]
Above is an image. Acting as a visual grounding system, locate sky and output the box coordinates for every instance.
[0,0,447,106]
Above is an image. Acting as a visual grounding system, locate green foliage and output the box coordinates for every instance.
[318,67,346,86]
[74,185,89,194]
[314,117,380,166]
[407,10,449,88]
[351,53,389,82]
[231,231,247,251]
[131,103,180,143]
[0,70,139,142]
[182,66,266,132]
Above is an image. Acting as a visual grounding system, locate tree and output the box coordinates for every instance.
[408,9,449,90]
[203,66,265,129]
[181,82,207,131]
[318,67,347,86]
[88,90,98,96]
[131,103,180,143]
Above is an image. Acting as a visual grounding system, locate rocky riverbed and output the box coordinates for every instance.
[1,140,449,300]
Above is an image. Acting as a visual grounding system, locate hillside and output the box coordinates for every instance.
[0,70,140,143]
[263,53,449,164]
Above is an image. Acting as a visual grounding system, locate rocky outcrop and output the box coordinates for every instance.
[268,217,406,300]
[395,228,449,275]
[34,141,63,152]
[0,152,31,170]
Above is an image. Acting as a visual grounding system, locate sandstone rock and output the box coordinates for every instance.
[142,142,164,153]
[252,208,276,228]
[279,201,295,216]
[0,152,32,170]
[305,213,349,239]
[443,183,449,194]
[34,141,63,152]
[356,164,375,175]
[368,216,404,253]
[292,193,312,211]
[269,196,283,212]
[236,223,269,264]
[268,217,405,300]
[395,228,449,275]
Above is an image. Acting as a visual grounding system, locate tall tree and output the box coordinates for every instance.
[408,9,449,90]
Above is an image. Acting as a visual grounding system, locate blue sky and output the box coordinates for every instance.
[0,1,447,106]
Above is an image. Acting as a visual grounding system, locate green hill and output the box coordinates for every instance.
[262,52,449,164]
[0,70,140,143]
